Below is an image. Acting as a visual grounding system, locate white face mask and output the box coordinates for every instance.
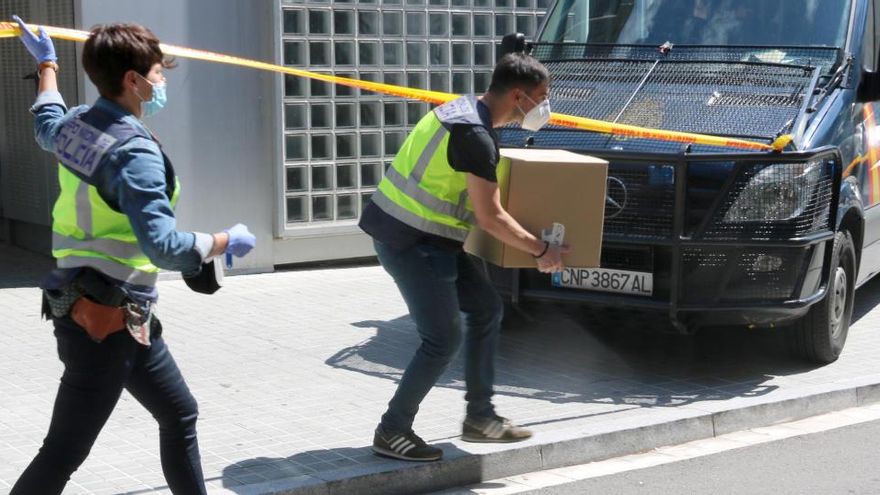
[518,93,551,132]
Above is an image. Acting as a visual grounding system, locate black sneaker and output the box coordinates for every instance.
[461,415,533,443]
[372,426,443,462]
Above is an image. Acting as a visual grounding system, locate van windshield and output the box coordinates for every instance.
[540,0,852,47]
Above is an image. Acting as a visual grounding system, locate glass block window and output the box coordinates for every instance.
[334,10,356,34]
[361,133,382,157]
[383,11,404,35]
[311,135,333,160]
[452,42,470,65]
[430,71,449,91]
[280,2,547,226]
[286,167,308,192]
[335,41,356,65]
[336,134,358,158]
[359,10,380,35]
[312,195,333,220]
[311,103,332,128]
[284,104,307,130]
[284,10,305,34]
[309,10,331,34]
[359,41,380,65]
[337,194,359,219]
[384,42,405,65]
[407,101,429,125]
[407,71,427,90]
[384,102,405,126]
[406,12,426,35]
[406,42,428,65]
[310,74,332,97]
[452,71,472,93]
[336,103,357,127]
[429,42,449,65]
[360,101,381,127]
[474,14,492,37]
[312,164,333,190]
[284,75,307,97]
[429,12,449,36]
[337,163,359,188]
[384,71,405,86]
[451,13,470,37]
[284,41,306,65]
[335,71,357,97]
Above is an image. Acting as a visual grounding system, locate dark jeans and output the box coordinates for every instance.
[375,239,504,434]
[11,316,206,495]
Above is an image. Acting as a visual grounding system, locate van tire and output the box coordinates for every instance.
[791,230,855,364]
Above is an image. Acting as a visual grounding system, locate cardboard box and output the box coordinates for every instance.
[464,148,607,268]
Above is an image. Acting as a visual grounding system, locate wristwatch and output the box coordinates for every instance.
[38,60,59,73]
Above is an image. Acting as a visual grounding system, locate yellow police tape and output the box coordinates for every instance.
[1,22,791,152]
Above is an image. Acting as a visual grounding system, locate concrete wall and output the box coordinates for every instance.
[76,0,280,272]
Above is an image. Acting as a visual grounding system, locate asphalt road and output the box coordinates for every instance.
[520,417,880,495]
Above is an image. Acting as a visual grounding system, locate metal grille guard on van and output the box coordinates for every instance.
[484,146,843,331]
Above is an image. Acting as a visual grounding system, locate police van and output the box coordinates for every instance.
[494,0,880,363]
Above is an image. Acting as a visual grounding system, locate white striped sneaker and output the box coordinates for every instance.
[461,415,533,443]
[372,427,443,462]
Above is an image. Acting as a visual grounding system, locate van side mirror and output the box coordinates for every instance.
[501,33,526,56]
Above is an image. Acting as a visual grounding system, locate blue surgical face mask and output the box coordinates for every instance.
[135,73,167,118]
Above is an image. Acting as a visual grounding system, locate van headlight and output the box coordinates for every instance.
[723,161,822,223]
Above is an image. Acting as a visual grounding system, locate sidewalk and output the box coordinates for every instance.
[1,243,879,494]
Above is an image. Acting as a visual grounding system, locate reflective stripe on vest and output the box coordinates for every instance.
[56,255,159,286]
[76,181,92,236]
[371,189,471,241]
[372,96,485,241]
[382,124,476,224]
[52,232,145,259]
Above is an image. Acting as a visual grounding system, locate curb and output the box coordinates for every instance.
[214,381,880,495]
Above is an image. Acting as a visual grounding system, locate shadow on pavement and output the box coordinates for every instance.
[219,443,470,493]
[326,274,880,418]
[0,243,52,289]
[853,275,880,324]
[324,301,818,418]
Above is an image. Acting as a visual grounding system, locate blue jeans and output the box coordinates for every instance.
[375,239,504,434]
[11,317,206,495]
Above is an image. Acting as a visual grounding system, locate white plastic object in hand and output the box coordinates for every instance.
[541,222,565,246]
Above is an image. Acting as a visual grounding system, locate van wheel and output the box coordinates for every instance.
[791,231,856,364]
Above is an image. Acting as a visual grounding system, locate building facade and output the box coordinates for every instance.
[0,0,548,271]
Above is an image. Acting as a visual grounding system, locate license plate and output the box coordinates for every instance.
[552,267,654,296]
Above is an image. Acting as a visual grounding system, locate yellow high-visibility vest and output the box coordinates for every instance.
[371,95,490,241]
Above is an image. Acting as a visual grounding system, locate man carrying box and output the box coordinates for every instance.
[359,53,569,462]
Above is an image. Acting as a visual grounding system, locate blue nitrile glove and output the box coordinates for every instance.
[12,15,56,63]
[224,223,256,258]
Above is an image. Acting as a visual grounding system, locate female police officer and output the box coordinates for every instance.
[10,17,255,494]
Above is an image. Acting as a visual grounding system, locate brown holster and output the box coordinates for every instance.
[69,297,126,342]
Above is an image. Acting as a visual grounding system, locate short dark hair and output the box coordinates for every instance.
[487,53,550,95]
[82,24,175,98]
